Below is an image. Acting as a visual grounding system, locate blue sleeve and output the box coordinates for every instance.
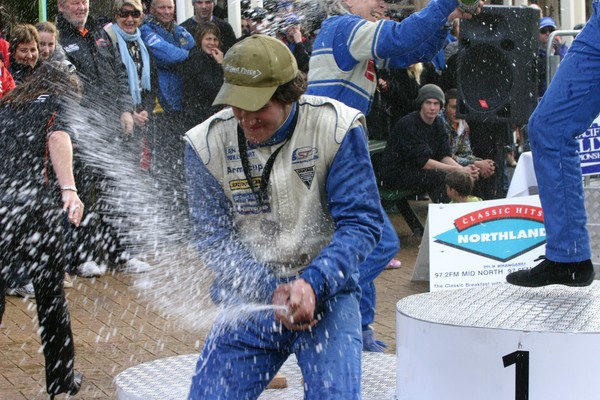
[177,26,196,51]
[337,0,456,69]
[377,0,456,68]
[141,24,192,67]
[184,144,277,305]
[300,125,384,301]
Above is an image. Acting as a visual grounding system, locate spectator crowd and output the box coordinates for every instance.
[0,0,584,397]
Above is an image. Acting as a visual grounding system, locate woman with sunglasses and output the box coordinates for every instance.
[106,0,157,133]
[101,0,157,272]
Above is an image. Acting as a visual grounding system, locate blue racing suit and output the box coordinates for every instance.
[528,1,600,263]
[307,0,456,115]
[306,0,457,333]
[185,99,383,399]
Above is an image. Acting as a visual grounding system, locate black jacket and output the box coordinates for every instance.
[56,14,133,116]
[381,111,451,187]
[8,58,39,85]
[181,47,224,130]
[0,94,75,205]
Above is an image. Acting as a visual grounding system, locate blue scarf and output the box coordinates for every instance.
[112,24,151,106]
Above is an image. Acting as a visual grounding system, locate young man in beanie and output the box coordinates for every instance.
[381,84,479,203]
[185,35,383,399]
[505,1,600,287]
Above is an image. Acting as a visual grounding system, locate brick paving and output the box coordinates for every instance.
[0,205,428,399]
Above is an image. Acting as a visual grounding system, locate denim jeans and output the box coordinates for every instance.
[188,289,362,400]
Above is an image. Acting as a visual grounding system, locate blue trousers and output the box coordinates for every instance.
[528,3,600,262]
[188,290,362,400]
[359,212,399,329]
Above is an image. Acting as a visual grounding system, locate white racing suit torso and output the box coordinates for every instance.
[186,94,366,277]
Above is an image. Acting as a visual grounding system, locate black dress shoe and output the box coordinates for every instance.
[506,257,595,287]
[49,371,83,399]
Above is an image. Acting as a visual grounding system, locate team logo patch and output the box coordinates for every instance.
[63,44,80,53]
[295,166,315,189]
[433,205,546,262]
[95,38,110,47]
[292,146,318,164]
[34,94,50,104]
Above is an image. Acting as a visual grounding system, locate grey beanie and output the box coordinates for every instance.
[416,84,445,108]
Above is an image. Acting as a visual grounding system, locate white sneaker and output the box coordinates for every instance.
[123,258,152,274]
[6,282,35,299]
[77,261,104,277]
[64,272,74,289]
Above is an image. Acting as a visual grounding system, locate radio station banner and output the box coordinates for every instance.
[429,195,545,291]
[577,114,600,176]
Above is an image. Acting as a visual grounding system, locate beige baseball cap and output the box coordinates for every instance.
[114,0,143,12]
[212,35,298,112]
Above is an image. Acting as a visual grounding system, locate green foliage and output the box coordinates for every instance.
[1,0,59,30]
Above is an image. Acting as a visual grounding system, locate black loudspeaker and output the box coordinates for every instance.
[456,6,538,124]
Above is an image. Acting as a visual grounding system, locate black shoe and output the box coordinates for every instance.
[49,371,83,399]
[506,257,595,287]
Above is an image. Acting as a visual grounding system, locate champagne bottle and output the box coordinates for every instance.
[458,0,479,14]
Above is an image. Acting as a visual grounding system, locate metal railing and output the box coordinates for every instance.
[545,29,582,88]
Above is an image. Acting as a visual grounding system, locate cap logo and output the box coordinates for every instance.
[224,64,262,79]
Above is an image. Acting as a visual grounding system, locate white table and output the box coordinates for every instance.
[506,151,537,198]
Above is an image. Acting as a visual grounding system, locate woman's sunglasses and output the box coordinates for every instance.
[118,10,142,18]
[540,27,555,34]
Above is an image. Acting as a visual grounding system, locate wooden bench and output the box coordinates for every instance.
[368,140,424,236]
[379,188,424,236]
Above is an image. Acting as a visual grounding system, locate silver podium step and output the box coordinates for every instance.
[396,282,600,400]
[115,352,396,399]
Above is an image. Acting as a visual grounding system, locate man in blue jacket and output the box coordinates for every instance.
[185,35,383,400]
[306,0,481,352]
[141,0,194,183]
[141,0,194,114]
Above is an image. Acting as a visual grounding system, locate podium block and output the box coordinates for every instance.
[115,352,396,399]
[396,282,600,399]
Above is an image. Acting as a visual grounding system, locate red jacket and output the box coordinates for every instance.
[0,59,16,98]
[0,37,9,67]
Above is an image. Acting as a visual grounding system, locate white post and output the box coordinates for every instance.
[228,0,242,39]
[176,0,194,24]
[560,0,585,46]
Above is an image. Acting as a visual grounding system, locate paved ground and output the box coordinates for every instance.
[0,204,429,400]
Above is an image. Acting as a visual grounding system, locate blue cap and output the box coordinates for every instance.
[284,13,299,25]
[540,17,557,30]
